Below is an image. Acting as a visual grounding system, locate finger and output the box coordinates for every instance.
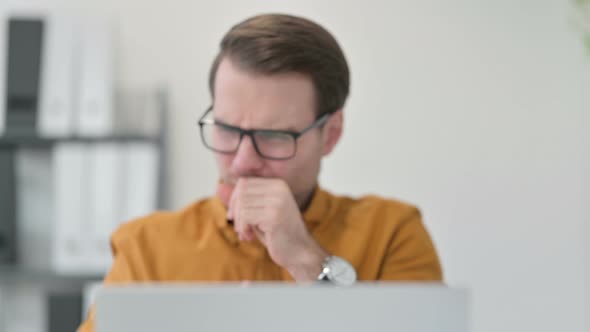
[240,178,274,195]
[241,193,268,209]
[242,177,286,193]
[216,179,234,211]
[253,226,266,245]
[228,178,244,221]
[233,180,260,240]
[242,225,257,242]
[231,182,245,237]
[241,205,273,238]
[232,178,272,242]
[238,206,265,241]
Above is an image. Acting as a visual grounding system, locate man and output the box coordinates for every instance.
[78,13,442,332]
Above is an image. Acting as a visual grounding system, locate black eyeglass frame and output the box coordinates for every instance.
[197,106,333,160]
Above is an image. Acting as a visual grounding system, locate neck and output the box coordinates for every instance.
[297,185,318,212]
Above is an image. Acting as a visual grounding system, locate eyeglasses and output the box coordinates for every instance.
[197,106,332,160]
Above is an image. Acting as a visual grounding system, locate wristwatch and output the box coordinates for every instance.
[317,255,357,286]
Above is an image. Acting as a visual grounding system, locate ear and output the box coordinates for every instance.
[322,110,343,156]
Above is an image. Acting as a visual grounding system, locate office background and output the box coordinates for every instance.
[1,0,589,332]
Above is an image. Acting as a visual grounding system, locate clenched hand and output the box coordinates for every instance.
[219,177,328,282]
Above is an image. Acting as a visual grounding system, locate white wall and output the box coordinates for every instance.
[325,2,588,331]
[319,2,588,332]
[2,0,588,331]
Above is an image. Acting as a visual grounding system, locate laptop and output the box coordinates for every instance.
[95,283,468,332]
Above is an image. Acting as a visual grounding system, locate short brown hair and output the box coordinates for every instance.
[209,14,350,116]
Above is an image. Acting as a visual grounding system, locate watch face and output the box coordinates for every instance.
[328,256,357,286]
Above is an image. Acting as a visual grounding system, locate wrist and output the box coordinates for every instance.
[287,241,329,282]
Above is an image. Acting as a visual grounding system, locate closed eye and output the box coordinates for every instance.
[255,130,294,142]
[215,121,242,133]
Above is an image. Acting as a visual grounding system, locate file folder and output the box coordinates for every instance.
[52,142,90,274]
[120,142,159,221]
[0,14,7,136]
[76,19,114,137]
[0,148,17,264]
[14,147,53,270]
[38,15,77,137]
[87,143,122,272]
[4,18,44,136]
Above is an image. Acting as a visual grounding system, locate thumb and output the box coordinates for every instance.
[216,180,234,212]
[253,226,266,246]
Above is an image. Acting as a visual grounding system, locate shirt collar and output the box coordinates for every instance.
[302,186,330,225]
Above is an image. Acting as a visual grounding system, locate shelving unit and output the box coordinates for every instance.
[0,134,161,146]
[0,265,102,289]
[0,88,169,331]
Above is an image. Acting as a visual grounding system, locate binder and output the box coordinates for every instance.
[4,18,44,136]
[38,14,77,137]
[87,143,122,272]
[0,14,7,136]
[2,284,45,332]
[52,142,90,274]
[14,147,53,270]
[0,148,16,264]
[0,287,3,330]
[76,18,114,137]
[120,142,159,221]
[47,291,83,332]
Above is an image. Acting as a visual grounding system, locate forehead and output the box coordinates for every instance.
[212,57,316,129]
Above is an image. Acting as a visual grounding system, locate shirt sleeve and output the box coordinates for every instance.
[378,208,444,281]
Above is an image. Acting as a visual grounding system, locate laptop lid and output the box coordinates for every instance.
[95,283,468,332]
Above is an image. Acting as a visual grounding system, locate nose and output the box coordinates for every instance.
[231,135,264,175]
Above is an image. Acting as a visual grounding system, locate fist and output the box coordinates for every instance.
[223,177,327,279]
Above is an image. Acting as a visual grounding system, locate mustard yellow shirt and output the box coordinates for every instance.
[78,188,442,331]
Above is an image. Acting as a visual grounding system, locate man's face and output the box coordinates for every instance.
[211,57,342,208]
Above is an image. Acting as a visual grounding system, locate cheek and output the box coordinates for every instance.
[295,135,324,166]
[278,142,322,186]
[215,154,233,172]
